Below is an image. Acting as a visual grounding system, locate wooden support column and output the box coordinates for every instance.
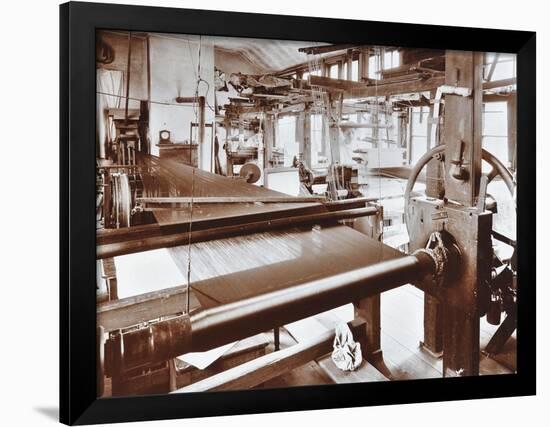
[407,109,413,164]
[103,171,112,229]
[352,206,392,379]
[346,49,353,80]
[296,112,305,162]
[422,294,443,356]
[327,94,341,164]
[422,88,445,356]
[303,112,312,167]
[224,115,232,175]
[198,96,206,170]
[426,90,436,151]
[444,51,484,206]
[359,49,369,82]
[441,50,485,377]
[264,113,275,168]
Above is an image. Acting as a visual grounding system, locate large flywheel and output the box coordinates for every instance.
[404,144,517,341]
[404,144,516,234]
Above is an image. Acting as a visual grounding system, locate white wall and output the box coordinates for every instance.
[149,35,215,170]
[215,48,265,75]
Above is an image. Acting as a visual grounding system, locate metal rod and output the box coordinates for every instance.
[137,196,326,204]
[97,206,379,259]
[189,252,435,352]
[124,32,132,124]
[106,251,435,374]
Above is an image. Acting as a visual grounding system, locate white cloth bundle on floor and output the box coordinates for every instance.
[331,323,362,371]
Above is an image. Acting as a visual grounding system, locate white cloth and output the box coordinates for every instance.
[331,323,362,371]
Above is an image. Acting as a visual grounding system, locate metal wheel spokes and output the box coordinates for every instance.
[404,144,516,236]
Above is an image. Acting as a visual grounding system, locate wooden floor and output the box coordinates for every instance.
[262,284,516,388]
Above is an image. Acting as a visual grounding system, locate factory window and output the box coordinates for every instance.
[310,113,325,167]
[410,106,430,165]
[368,55,380,80]
[383,50,400,70]
[351,59,359,81]
[369,49,400,80]
[482,102,508,170]
[329,63,339,79]
[484,53,516,81]
[302,68,320,82]
[277,115,298,167]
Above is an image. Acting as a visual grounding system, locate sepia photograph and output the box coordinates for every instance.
[94,29,518,398]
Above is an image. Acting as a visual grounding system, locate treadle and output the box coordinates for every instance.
[317,355,389,383]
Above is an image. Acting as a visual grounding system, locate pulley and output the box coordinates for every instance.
[239,162,261,184]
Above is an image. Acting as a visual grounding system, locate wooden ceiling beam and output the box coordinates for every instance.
[309,75,446,98]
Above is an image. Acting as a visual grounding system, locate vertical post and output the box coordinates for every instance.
[441,50,485,377]
[124,32,132,125]
[224,115,232,175]
[444,51,484,206]
[421,89,445,356]
[296,112,305,162]
[422,294,444,356]
[327,93,341,164]
[407,108,413,164]
[145,34,152,155]
[507,93,517,171]
[426,90,435,152]
[353,206,392,378]
[264,112,273,169]
[103,171,112,229]
[198,96,206,169]
[303,112,311,168]
[346,49,353,80]
[359,49,369,82]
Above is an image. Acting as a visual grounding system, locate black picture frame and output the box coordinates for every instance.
[60,1,536,424]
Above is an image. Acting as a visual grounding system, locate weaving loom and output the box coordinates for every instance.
[94,39,518,398]
[96,154,422,395]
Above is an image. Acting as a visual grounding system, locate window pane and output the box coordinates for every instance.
[482,136,508,169]
[310,114,325,166]
[483,102,507,137]
[277,116,297,167]
[368,55,380,80]
[411,136,427,165]
[411,108,428,137]
[352,60,359,81]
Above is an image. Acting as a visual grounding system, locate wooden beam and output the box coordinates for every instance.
[444,51,484,206]
[97,203,325,246]
[97,287,200,332]
[310,75,445,98]
[173,318,367,393]
[359,49,369,81]
[298,44,360,55]
[97,207,379,259]
[338,121,393,129]
[482,77,516,90]
[309,75,362,91]
[483,92,514,103]
[137,196,326,204]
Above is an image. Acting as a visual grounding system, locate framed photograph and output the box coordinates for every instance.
[60,1,536,424]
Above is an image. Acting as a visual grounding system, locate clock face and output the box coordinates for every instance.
[160,130,170,141]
